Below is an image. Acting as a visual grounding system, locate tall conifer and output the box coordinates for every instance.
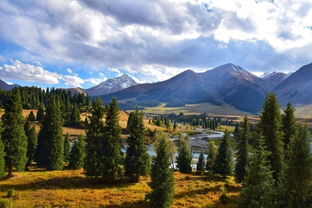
[213,131,233,177]
[24,119,38,169]
[101,98,123,179]
[282,125,312,207]
[84,98,105,176]
[260,93,284,180]
[176,135,192,173]
[125,110,150,182]
[0,133,5,178]
[282,103,297,152]
[146,136,174,208]
[2,89,28,176]
[239,134,275,208]
[235,116,249,183]
[64,133,71,163]
[206,141,217,173]
[69,135,86,170]
[196,152,205,174]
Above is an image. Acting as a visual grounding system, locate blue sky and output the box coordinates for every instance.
[0,0,312,88]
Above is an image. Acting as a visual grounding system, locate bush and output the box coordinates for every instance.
[7,189,15,198]
[219,193,231,205]
[0,199,12,208]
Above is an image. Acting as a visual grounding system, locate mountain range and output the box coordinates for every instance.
[1,63,312,114]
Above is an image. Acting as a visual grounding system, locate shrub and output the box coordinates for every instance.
[7,189,15,198]
[0,199,12,208]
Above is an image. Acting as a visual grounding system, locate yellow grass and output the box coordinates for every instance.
[0,170,240,208]
[219,125,236,132]
[143,103,249,115]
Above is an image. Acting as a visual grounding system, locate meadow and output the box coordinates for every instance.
[0,169,240,208]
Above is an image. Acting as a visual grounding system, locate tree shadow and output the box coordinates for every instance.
[103,200,149,208]
[175,186,223,199]
[0,176,133,191]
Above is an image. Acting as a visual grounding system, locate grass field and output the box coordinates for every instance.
[0,169,240,208]
[143,103,250,115]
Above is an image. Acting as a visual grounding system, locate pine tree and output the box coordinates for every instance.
[126,112,134,130]
[36,105,45,122]
[64,133,71,163]
[84,98,105,176]
[176,135,192,173]
[28,111,36,121]
[125,110,150,182]
[206,141,217,173]
[1,89,28,176]
[196,152,205,175]
[282,103,297,152]
[239,134,276,208]
[146,136,174,208]
[213,131,233,177]
[0,133,5,178]
[260,93,284,180]
[37,96,64,170]
[282,125,312,208]
[101,98,123,179]
[24,119,38,169]
[235,116,249,183]
[173,122,177,131]
[70,104,81,127]
[69,135,86,170]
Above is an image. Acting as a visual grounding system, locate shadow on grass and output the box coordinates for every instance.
[175,186,223,199]
[0,176,134,191]
[103,200,149,208]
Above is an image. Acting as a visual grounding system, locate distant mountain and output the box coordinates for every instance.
[275,63,312,105]
[260,72,289,90]
[66,87,87,95]
[86,74,137,96]
[101,63,267,113]
[0,79,18,90]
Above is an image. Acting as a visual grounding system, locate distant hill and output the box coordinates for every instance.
[86,74,137,96]
[101,63,267,113]
[66,87,87,95]
[261,72,288,90]
[275,63,312,105]
[0,79,18,90]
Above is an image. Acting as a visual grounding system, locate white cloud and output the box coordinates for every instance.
[0,0,312,81]
[0,60,59,84]
[67,68,73,74]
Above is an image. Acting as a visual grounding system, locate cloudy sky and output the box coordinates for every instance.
[0,0,312,88]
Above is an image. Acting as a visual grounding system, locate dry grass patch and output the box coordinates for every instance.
[0,170,240,208]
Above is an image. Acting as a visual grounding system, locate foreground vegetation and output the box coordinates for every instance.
[0,170,240,208]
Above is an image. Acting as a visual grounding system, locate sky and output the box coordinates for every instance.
[0,0,312,88]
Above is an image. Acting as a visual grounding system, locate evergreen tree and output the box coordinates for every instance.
[64,133,71,163]
[173,122,177,131]
[101,98,123,179]
[239,134,276,208]
[84,98,105,176]
[36,105,45,122]
[146,136,174,208]
[235,116,249,183]
[37,96,64,170]
[69,135,86,170]
[0,133,5,178]
[234,123,240,138]
[1,89,28,176]
[282,103,297,152]
[24,119,38,169]
[196,152,205,174]
[70,104,81,127]
[260,93,284,180]
[176,135,192,173]
[28,111,36,121]
[126,112,134,130]
[125,110,150,182]
[282,125,312,208]
[213,131,233,177]
[206,141,217,173]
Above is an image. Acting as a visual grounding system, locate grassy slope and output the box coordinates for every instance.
[0,170,240,208]
[143,103,250,115]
